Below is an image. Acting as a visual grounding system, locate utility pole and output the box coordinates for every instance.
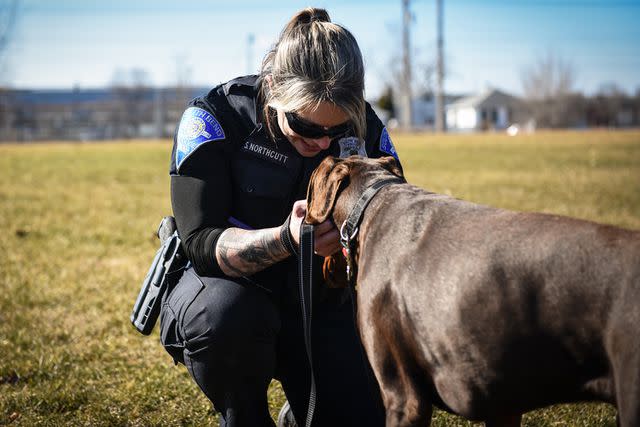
[401,0,413,130]
[435,0,446,132]
[246,33,255,75]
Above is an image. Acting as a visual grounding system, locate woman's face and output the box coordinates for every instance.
[277,102,350,157]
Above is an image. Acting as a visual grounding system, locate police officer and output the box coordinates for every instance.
[160,7,401,426]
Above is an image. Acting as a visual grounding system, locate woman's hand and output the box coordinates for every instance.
[289,200,341,257]
[288,200,308,247]
[312,219,341,257]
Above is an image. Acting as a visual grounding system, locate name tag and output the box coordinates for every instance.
[242,140,290,166]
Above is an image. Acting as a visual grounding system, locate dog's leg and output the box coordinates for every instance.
[613,335,640,427]
[484,414,522,427]
[384,401,432,427]
[614,360,640,427]
[366,325,433,427]
[361,286,433,427]
[373,348,433,427]
[608,311,640,427]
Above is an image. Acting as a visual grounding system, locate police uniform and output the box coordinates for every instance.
[160,75,401,426]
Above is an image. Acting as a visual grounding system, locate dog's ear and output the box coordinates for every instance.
[376,156,405,181]
[306,157,351,224]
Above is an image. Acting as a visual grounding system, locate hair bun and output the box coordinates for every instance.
[290,7,331,27]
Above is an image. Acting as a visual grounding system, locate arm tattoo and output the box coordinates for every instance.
[216,227,291,277]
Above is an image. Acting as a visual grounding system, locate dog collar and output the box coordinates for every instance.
[339,177,403,283]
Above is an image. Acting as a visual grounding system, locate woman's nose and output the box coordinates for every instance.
[314,136,332,150]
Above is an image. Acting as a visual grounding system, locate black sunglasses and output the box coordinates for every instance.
[284,112,352,139]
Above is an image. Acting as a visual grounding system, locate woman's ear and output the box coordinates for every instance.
[305,157,350,224]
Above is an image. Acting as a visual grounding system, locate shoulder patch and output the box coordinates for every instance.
[176,107,226,171]
[379,127,399,160]
[338,137,368,158]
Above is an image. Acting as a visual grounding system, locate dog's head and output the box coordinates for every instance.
[306,156,405,288]
[305,155,404,226]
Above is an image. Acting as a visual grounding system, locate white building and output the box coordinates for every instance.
[405,93,464,130]
[446,88,525,132]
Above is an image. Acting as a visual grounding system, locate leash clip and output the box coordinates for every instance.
[340,221,358,284]
[339,221,358,248]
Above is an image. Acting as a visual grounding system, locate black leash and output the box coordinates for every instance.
[298,222,316,427]
[345,277,387,423]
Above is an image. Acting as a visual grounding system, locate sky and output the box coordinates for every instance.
[3,0,639,99]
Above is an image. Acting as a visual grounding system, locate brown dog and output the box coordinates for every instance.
[306,156,640,427]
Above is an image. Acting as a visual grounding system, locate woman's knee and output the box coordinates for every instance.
[169,269,281,357]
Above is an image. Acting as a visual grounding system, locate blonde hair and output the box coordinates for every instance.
[260,8,366,141]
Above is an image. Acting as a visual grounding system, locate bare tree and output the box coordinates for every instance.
[110,68,153,138]
[172,53,193,107]
[599,83,626,123]
[521,52,577,128]
[586,83,634,127]
[173,54,193,89]
[414,57,436,97]
[377,17,438,124]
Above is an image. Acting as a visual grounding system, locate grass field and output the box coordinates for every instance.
[1,130,639,426]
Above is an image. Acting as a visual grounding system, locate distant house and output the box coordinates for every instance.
[446,88,526,132]
[411,93,464,129]
[374,92,464,130]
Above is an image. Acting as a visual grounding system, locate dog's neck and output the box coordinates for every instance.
[331,169,401,233]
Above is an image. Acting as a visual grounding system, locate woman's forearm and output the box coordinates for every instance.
[215,226,291,277]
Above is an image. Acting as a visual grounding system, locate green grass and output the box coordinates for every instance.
[1,130,638,426]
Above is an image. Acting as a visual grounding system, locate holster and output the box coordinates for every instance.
[130,216,187,335]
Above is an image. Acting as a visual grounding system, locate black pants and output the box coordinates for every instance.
[159,266,385,426]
